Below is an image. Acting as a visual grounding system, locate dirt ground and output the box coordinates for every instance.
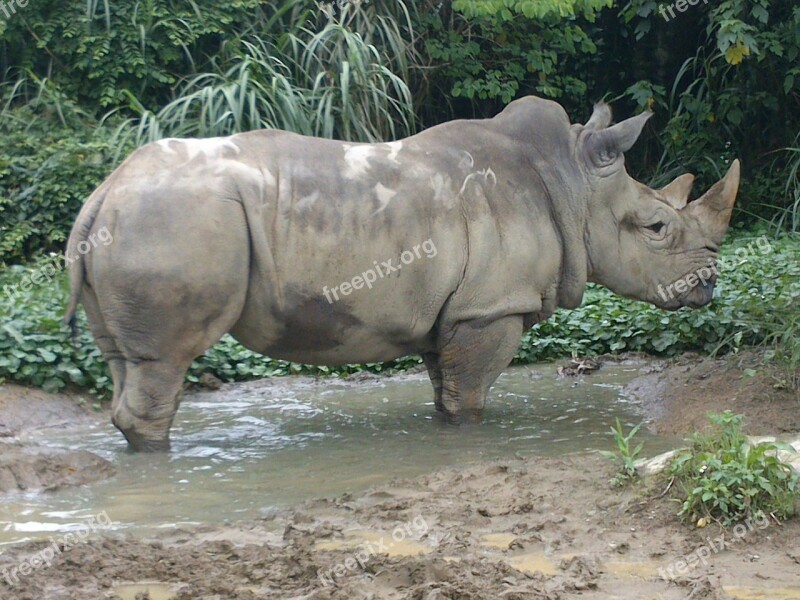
[0,352,798,600]
[624,350,800,437]
[1,453,798,600]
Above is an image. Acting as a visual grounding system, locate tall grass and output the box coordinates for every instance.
[773,134,800,234]
[113,2,417,148]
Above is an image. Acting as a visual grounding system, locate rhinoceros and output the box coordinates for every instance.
[65,96,740,451]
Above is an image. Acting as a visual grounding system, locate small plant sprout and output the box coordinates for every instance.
[600,418,646,487]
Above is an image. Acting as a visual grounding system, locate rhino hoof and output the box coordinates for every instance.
[439,408,484,426]
[122,430,171,453]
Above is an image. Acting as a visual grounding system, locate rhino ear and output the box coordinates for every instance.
[660,173,695,210]
[584,111,653,167]
[585,102,612,130]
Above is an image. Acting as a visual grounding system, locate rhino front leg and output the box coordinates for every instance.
[437,316,523,424]
[422,353,444,413]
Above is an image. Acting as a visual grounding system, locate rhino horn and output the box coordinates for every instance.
[659,173,695,210]
[685,160,741,244]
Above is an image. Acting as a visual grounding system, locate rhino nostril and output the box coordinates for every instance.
[704,244,719,253]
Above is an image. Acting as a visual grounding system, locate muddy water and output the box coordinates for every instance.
[0,362,669,545]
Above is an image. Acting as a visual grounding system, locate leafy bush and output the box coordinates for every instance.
[0,97,123,266]
[619,0,800,215]
[120,5,417,145]
[1,233,797,397]
[0,0,277,112]
[414,0,605,124]
[670,411,799,526]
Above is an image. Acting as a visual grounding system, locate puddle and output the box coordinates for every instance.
[723,587,800,600]
[315,529,430,557]
[111,582,178,600]
[507,552,560,576]
[0,362,671,545]
[480,532,518,549]
[507,551,662,581]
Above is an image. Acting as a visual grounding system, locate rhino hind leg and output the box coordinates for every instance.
[422,353,444,412]
[80,285,128,419]
[111,358,189,452]
[84,193,250,451]
[103,279,246,451]
[436,316,523,424]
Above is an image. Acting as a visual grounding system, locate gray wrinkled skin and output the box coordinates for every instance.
[65,96,740,451]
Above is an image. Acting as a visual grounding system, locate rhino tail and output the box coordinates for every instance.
[64,183,110,334]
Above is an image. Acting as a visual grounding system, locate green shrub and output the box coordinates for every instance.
[0,0,278,113]
[120,6,417,145]
[670,411,800,526]
[0,99,124,266]
[1,233,797,397]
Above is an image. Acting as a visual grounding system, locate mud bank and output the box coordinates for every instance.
[624,351,800,436]
[0,384,98,438]
[0,441,114,493]
[0,384,113,492]
[0,453,798,599]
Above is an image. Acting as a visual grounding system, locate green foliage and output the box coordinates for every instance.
[120,3,417,145]
[0,86,123,266]
[670,411,800,526]
[620,0,800,216]
[416,1,601,120]
[0,0,274,111]
[516,233,800,364]
[0,258,109,395]
[599,418,645,487]
[1,233,797,398]
[452,0,611,20]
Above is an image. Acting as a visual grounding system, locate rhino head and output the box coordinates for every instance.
[577,103,740,310]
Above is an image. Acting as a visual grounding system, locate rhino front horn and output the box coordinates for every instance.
[685,160,741,244]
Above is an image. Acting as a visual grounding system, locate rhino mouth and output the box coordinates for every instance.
[657,261,718,310]
[681,279,715,309]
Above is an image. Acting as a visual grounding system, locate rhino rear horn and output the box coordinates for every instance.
[685,160,741,244]
[659,173,695,210]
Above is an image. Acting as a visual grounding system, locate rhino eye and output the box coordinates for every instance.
[645,221,665,234]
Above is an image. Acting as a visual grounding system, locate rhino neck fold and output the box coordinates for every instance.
[526,156,589,311]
